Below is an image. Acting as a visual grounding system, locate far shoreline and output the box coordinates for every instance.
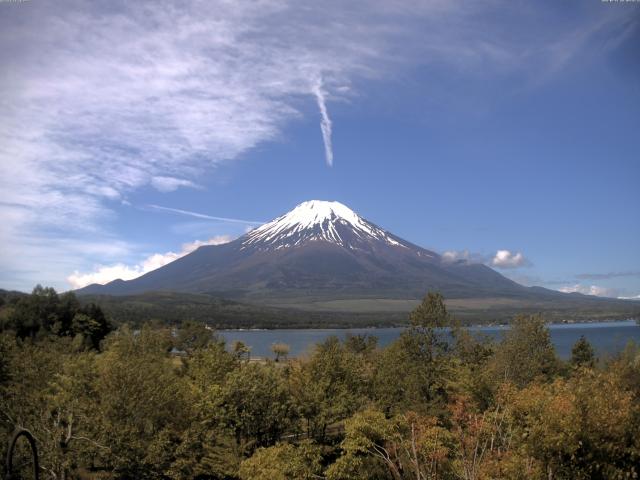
[218,318,639,332]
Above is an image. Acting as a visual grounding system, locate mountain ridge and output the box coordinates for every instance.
[76,201,636,318]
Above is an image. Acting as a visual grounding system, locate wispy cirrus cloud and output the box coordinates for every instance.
[0,0,632,290]
[151,176,201,193]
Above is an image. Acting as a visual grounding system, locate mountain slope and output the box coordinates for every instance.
[75,201,631,314]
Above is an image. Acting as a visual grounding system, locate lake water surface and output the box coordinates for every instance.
[219,320,640,359]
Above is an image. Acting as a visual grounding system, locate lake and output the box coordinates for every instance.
[219,320,640,359]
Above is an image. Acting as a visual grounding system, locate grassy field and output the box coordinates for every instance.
[268,297,531,313]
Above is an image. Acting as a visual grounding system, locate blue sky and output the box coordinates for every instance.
[1,0,639,298]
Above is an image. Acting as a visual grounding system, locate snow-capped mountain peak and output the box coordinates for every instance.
[276,200,362,229]
[241,200,408,250]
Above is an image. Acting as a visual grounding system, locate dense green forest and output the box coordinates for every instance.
[1,288,639,479]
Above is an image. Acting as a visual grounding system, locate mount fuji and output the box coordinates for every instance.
[78,200,540,300]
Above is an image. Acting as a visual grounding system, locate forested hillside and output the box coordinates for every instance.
[1,290,639,479]
[3,287,639,331]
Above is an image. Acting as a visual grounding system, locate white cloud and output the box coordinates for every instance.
[66,264,143,289]
[442,250,471,263]
[490,250,529,269]
[67,235,233,289]
[443,249,530,269]
[442,249,489,264]
[559,284,618,298]
[618,294,640,300]
[151,176,200,192]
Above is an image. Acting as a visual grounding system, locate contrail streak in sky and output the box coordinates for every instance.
[312,78,334,167]
[146,204,264,225]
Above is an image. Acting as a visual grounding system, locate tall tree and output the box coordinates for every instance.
[271,342,290,362]
[570,335,596,369]
[213,363,296,451]
[3,287,111,348]
[93,325,193,478]
[174,320,214,353]
[373,292,452,415]
[290,336,368,440]
[489,314,559,388]
[409,292,450,329]
[231,340,251,362]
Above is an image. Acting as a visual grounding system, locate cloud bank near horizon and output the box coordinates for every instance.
[67,235,233,289]
[558,283,619,298]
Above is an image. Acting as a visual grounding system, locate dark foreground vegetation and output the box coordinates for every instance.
[1,287,640,479]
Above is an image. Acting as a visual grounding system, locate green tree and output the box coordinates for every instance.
[511,371,640,479]
[168,427,241,479]
[213,363,295,451]
[0,333,12,386]
[448,323,495,410]
[186,340,238,391]
[172,341,241,479]
[570,335,596,369]
[291,336,368,440]
[344,333,378,355]
[239,441,323,480]
[410,291,450,329]
[6,285,59,340]
[372,292,453,415]
[231,340,251,361]
[3,287,111,348]
[39,352,102,478]
[174,339,245,479]
[327,408,454,480]
[50,291,81,336]
[608,341,640,400]
[175,320,214,353]
[0,334,15,478]
[76,302,111,349]
[0,337,95,479]
[489,314,559,388]
[271,342,290,362]
[93,325,193,477]
[70,312,106,350]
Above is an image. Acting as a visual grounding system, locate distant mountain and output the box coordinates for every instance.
[76,201,638,319]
